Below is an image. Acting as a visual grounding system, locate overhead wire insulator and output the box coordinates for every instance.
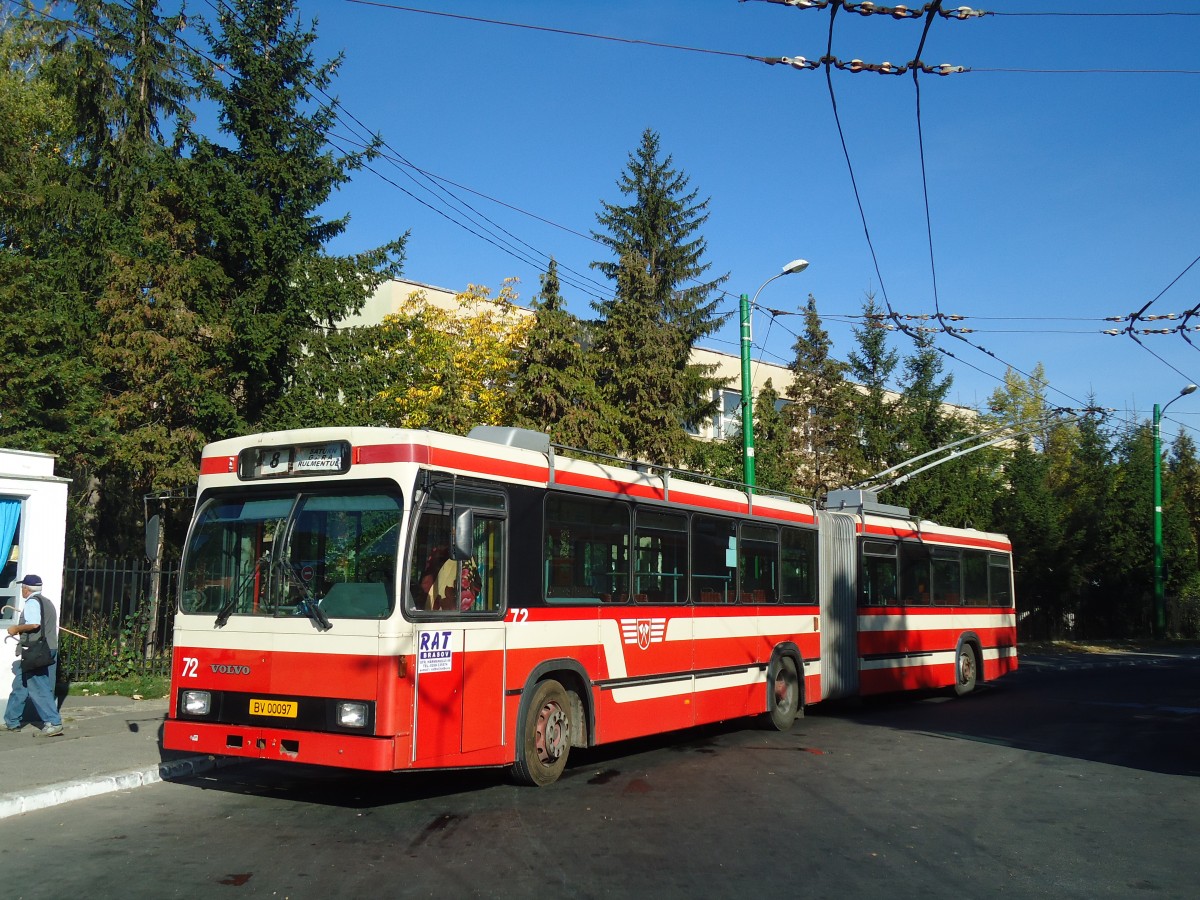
[751,0,830,8]
[1103,329,1122,335]
[941,5,987,19]
[774,55,818,70]
[923,62,966,75]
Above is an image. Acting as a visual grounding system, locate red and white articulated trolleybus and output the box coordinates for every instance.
[163,426,1017,785]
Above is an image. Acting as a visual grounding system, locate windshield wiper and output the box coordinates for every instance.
[274,558,333,632]
[296,596,332,631]
[214,554,270,628]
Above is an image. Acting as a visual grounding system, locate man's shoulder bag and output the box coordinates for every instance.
[19,597,54,672]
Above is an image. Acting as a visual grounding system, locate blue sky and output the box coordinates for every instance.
[281,1,1199,442]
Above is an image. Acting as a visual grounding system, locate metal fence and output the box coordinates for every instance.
[57,556,178,682]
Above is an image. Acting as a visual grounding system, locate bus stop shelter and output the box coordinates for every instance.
[0,449,69,707]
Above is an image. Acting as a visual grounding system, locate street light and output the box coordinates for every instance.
[740,258,809,490]
[1154,382,1197,636]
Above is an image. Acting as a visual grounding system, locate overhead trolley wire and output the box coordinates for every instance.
[203,0,615,304]
[765,0,1127,436]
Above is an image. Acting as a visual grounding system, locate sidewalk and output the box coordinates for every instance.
[1016,641,1200,672]
[0,693,225,820]
[3,644,1199,819]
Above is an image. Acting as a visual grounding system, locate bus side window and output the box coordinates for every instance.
[900,542,931,605]
[860,540,898,607]
[544,494,630,603]
[408,481,507,615]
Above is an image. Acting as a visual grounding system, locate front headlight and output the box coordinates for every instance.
[336,701,368,728]
[182,690,211,716]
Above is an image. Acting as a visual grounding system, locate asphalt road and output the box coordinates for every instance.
[4,659,1198,899]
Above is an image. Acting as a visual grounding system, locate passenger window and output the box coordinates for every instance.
[900,543,931,605]
[544,495,630,603]
[781,527,818,605]
[739,524,779,603]
[635,510,687,603]
[860,540,898,607]
[693,516,736,603]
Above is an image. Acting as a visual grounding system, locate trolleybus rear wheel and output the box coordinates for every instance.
[954,643,978,696]
[512,679,571,786]
[768,655,801,730]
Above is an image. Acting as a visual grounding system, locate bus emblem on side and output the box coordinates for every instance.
[620,618,666,650]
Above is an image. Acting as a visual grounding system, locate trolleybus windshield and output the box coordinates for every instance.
[179,490,402,622]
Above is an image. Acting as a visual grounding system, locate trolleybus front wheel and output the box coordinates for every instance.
[512,679,571,786]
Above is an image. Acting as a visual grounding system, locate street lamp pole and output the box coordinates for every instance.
[739,258,809,490]
[1154,383,1196,636]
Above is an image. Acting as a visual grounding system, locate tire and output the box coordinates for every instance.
[953,643,978,697]
[767,655,801,731]
[511,679,572,786]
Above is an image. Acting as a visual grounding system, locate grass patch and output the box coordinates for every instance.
[67,674,170,699]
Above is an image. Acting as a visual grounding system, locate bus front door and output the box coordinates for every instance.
[412,626,506,762]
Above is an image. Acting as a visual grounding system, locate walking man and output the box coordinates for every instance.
[4,574,63,736]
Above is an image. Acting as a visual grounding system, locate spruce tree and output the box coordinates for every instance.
[513,260,614,451]
[1,2,202,551]
[749,380,796,494]
[590,129,728,462]
[1060,408,1115,637]
[785,295,861,499]
[1168,431,1200,635]
[190,0,406,428]
[993,441,1066,638]
[592,251,690,463]
[847,292,899,483]
[887,332,989,523]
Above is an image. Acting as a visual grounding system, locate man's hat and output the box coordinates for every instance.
[18,574,42,587]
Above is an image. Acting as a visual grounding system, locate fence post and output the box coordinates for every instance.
[143,514,164,658]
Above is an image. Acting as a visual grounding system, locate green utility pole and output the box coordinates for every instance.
[740,291,756,490]
[1153,384,1196,636]
[740,260,809,493]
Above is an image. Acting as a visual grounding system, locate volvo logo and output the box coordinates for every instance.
[210,664,251,675]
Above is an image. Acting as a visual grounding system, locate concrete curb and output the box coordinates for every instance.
[0,755,234,820]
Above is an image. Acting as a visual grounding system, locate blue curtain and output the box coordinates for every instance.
[0,498,19,581]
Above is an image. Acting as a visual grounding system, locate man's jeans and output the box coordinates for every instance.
[4,652,61,728]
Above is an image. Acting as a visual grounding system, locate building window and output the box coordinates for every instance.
[0,497,23,614]
[713,389,741,441]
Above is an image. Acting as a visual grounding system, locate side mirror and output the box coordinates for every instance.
[145,513,161,561]
[453,509,473,561]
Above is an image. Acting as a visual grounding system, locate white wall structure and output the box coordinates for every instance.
[0,449,69,707]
